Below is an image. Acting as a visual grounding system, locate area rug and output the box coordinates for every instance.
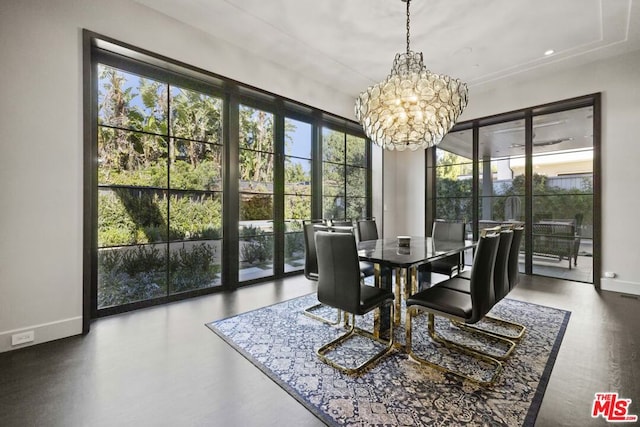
[207,294,570,426]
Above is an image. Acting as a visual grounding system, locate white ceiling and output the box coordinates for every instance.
[132,0,640,100]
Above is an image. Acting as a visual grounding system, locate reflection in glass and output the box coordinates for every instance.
[323,196,345,220]
[97,244,167,309]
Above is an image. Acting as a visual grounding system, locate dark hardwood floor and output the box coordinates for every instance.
[0,274,638,426]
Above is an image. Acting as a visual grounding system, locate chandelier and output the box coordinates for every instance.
[355,0,468,151]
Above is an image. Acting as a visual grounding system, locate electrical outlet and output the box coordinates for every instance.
[604,271,617,279]
[11,331,34,346]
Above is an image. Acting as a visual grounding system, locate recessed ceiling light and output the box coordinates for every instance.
[544,49,555,56]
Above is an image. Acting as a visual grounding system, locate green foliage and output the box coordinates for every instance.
[239,226,273,266]
[435,172,593,225]
[240,194,272,221]
[97,242,221,307]
[493,174,593,224]
[98,190,222,247]
[322,129,345,163]
[96,65,369,298]
[169,242,221,292]
[168,193,222,240]
[97,246,166,308]
[285,196,310,223]
[285,232,304,260]
[171,158,221,191]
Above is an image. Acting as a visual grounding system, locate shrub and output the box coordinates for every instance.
[97,246,166,308]
[285,232,304,259]
[169,242,220,292]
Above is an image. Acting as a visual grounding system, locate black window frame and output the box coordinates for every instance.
[426,93,601,288]
[82,30,372,327]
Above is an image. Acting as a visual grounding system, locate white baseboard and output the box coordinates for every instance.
[0,317,83,353]
[600,278,640,296]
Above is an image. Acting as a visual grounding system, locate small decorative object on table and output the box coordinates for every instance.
[397,236,411,247]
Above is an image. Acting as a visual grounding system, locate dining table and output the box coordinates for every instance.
[357,236,476,336]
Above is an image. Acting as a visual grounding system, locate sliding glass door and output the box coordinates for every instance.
[89,37,372,316]
[238,105,275,281]
[96,64,223,310]
[284,118,312,273]
[427,95,599,285]
[530,107,594,282]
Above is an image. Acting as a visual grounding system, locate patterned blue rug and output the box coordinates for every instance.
[207,293,570,426]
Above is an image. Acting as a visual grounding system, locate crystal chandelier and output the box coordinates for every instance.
[355,0,468,151]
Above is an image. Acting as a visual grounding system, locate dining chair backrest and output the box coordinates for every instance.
[303,220,328,280]
[432,220,465,242]
[508,226,524,290]
[468,230,501,324]
[315,231,362,314]
[329,219,353,228]
[494,229,514,303]
[356,218,378,242]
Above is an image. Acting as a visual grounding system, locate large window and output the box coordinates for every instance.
[86,34,372,316]
[238,105,275,281]
[322,128,370,220]
[284,118,312,273]
[427,95,599,285]
[96,64,223,310]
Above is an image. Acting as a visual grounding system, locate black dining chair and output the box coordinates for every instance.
[444,225,526,341]
[328,218,354,228]
[418,220,466,285]
[355,218,392,286]
[315,231,395,374]
[302,220,340,324]
[356,218,379,242]
[405,229,504,386]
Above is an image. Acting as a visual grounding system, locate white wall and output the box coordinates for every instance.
[387,49,640,295]
[0,0,357,352]
[382,149,426,239]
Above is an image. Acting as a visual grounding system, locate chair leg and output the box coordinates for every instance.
[453,315,526,341]
[448,317,518,360]
[406,308,503,386]
[303,303,341,325]
[317,304,394,375]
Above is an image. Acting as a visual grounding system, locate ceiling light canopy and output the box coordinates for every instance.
[355,0,468,151]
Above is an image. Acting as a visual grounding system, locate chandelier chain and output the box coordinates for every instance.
[406,0,411,54]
